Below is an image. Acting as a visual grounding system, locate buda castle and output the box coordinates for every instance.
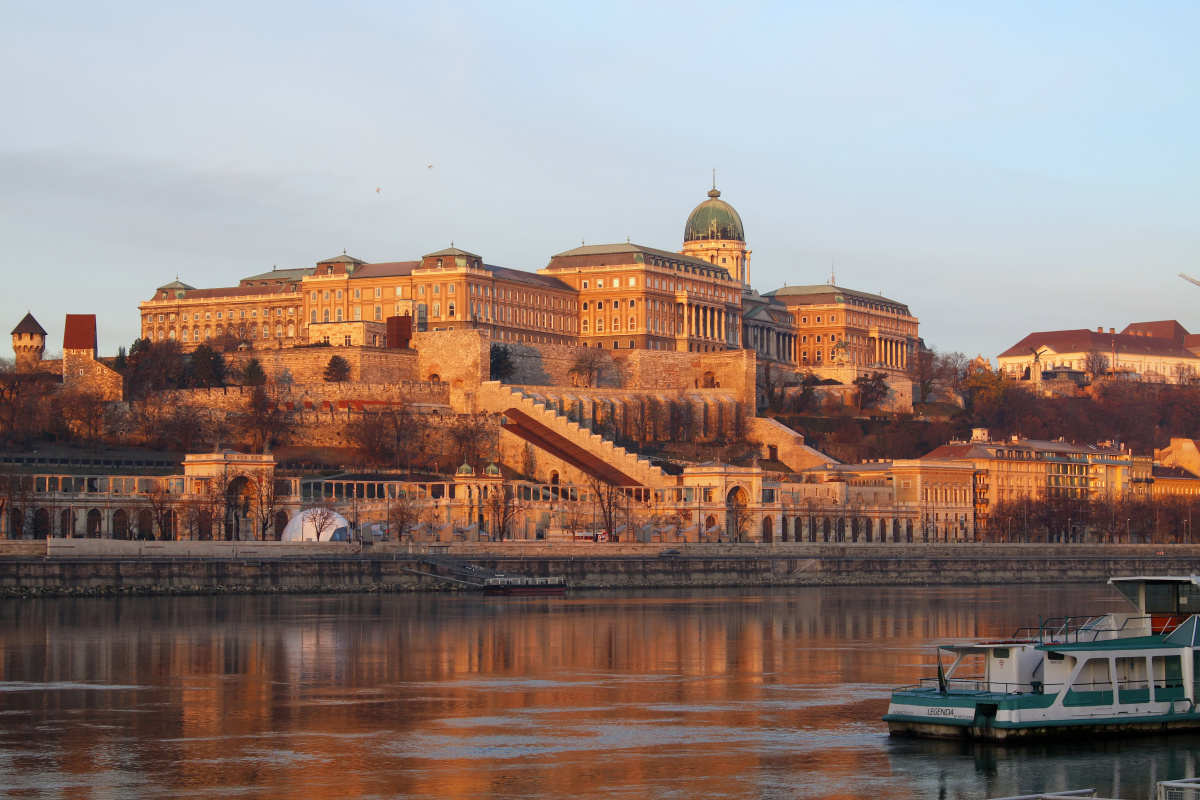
[138,187,919,384]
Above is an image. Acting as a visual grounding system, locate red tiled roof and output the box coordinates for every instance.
[1121,320,1190,344]
[62,314,97,352]
[998,329,1198,359]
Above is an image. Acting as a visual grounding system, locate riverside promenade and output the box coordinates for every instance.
[1,539,1199,596]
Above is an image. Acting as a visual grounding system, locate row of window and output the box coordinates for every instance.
[147,307,296,324]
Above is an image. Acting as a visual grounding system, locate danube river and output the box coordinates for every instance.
[1,584,1198,799]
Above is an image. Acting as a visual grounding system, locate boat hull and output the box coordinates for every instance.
[483,585,566,597]
[887,715,1200,741]
[885,691,1200,741]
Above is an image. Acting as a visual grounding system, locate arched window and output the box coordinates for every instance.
[628,316,635,330]
[275,325,282,338]
[168,329,176,340]
[311,310,317,323]
[262,325,269,338]
[181,329,189,342]
[582,320,589,332]
[323,291,330,301]
[612,316,619,331]
[322,309,330,322]
[596,319,603,332]
[287,323,295,337]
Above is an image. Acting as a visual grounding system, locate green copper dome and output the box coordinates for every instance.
[684,188,745,243]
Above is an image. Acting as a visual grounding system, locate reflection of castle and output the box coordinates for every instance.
[134,187,919,377]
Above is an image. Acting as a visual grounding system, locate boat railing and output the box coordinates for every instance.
[1012,615,1153,644]
[909,677,1065,695]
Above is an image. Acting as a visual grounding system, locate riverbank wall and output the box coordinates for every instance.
[1,541,1199,596]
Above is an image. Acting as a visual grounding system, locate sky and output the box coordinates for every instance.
[2,1,1198,360]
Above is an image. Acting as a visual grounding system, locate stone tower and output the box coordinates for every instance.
[680,182,751,285]
[10,312,46,372]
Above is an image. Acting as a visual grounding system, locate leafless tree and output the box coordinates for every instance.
[143,478,178,541]
[248,469,282,540]
[387,489,421,541]
[586,474,624,541]
[304,499,340,542]
[448,413,498,473]
[346,412,393,467]
[568,348,608,388]
[1083,352,1110,381]
[484,481,522,540]
[239,386,291,453]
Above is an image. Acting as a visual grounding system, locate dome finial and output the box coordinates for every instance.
[709,168,720,198]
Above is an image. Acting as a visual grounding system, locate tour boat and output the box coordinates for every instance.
[884,575,1200,741]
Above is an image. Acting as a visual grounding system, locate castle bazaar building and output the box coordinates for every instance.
[135,187,918,375]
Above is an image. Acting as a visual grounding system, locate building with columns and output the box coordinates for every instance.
[134,185,916,375]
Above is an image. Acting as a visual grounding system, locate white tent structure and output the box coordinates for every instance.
[280,508,351,542]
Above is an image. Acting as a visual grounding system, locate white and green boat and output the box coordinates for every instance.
[884,576,1200,741]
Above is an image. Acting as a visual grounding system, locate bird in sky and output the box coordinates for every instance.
[427,165,434,169]
[375,188,380,193]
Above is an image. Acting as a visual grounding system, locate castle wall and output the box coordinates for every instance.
[62,349,122,401]
[501,341,756,407]
[225,346,419,385]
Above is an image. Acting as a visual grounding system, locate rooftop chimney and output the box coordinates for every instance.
[1109,328,1116,334]
[971,428,989,443]
[1097,326,1103,333]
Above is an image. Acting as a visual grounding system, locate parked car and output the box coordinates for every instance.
[659,549,681,557]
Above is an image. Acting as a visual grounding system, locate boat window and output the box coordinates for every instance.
[1113,581,1140,609]
[1181,584,1200,610]
[1153,655,1185,701]
[1047,652,1065,662]
[1145,582,1177,613]
[992,648,1010,659]
[1115,656,1150,704]
[1064,658,1113,707]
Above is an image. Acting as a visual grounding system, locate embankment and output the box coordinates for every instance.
[1,540,1198,597]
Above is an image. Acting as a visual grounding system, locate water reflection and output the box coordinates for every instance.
[0,585,1194,799]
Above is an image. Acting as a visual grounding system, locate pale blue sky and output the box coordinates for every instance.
[3,1,1198,360]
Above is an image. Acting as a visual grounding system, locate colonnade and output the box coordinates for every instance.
[679,302,738,349]
[871,336,908,369]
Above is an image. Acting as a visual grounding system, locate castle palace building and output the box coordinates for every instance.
[137,187,917,369]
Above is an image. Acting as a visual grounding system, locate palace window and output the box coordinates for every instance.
[311,310,317,323]
[323,309,330,322]
[597,279,604,289]
[354,306,361,320]
[629,316,636,330]
[582,280,589,289]
[324,291,330,301]
[374,287,381,298]
[448,302,455,317]
[596,301,604,310]
[336,290,343,300]
[596,319,604,332]
[374,306,382,321]
[418,285,425,296]
[335,308,343,321]
[311,292,318,301]
[612,316,620,331]
[582,320,589,332]
[354,289,361,299]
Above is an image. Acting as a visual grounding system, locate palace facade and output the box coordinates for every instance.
[137,187,919,376]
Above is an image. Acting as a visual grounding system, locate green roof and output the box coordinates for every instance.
[684,188,744,243]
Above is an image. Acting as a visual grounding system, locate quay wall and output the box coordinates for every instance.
[1,542,1200,595]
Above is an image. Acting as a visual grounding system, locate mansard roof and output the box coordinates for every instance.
[546,243,733,280]
[11,312,46,336]
[765,284,910,314]
[316,253,367,265]
[239,267,315,285]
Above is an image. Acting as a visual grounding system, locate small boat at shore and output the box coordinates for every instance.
[483,575,566,596]
[884,575,1200,741]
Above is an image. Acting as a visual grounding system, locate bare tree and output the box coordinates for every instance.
[568,348,608,388]
[387,489,421,541]
[143,478,178,541]
[1083,352,1110,381]
[248,469,281,540]
[448,413,498,473]
[484,481,522,541]
[586,474,624,541]
[304,500,340,542]
[346,412,394,468]
[239,386,291,453]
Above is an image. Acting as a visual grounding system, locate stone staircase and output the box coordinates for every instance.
[476,382,672,487]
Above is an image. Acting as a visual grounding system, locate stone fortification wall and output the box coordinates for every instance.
[503,342,755,406]
[4,542,1200,595]
[162,381,450,412]
[225,346,419,385]
[62,351,122,401]
[410,329,491,390]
